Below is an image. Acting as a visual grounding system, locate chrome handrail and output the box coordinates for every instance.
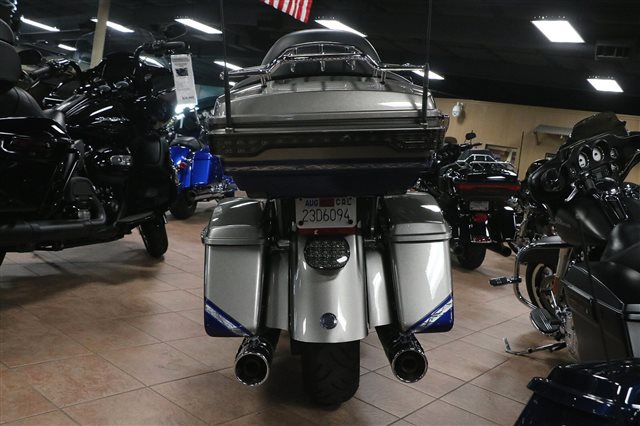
[222,42,426,84]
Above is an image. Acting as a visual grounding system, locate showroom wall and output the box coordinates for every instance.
[435,98,640,183]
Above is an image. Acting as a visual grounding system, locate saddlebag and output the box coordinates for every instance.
[383,193,454,333]
[202,198,266,337]
[563,261,640,360]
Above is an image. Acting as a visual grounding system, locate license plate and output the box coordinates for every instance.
[295,197,356,229]
[469,201,489,211]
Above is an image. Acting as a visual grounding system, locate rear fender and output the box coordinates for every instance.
[290,233,368,343]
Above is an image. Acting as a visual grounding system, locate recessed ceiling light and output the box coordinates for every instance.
[175,18,222,35]
[20,16,60,32]
[315,19,366,38]
[91,18,134,33]
[214,60,242,70]
[587,78,623,93]
[531,20,584,43]
[57,43,77,51]
[412,70,445,80]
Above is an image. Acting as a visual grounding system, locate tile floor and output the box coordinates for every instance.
[0,201,572,426]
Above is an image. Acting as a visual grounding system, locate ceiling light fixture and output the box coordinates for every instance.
[57,43,77,51]
[531,19,584,43]
[175,18,222,35]
[412,70,445,80]
[20,16,60,32]
[315,19,366,37]
[214,60,242,70]
[91,18,134,33]
[587,78,623,93]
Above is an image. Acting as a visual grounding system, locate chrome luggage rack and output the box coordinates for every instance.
[223,42,427,86]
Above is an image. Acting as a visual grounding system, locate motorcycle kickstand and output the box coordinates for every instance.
[503,337,566,356]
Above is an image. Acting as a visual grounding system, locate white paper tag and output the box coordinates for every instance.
[171,54,197,108]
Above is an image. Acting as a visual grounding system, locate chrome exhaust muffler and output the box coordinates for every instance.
[234,336,275,386]
[377,326,428,383]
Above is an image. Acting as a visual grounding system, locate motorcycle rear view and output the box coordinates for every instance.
[200,29,454,405]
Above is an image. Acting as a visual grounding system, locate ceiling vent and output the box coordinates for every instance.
[595,42,632,61]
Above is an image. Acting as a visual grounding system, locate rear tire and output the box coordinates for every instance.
[300,341,360,405]
[0,252,5,267]
[169,192,197,219]
[139,215,168,258]
[456,243,486,270]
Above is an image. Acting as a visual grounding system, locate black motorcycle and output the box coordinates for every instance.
[416,132,521,269]
[490,111,640,361]
[0,21,183,266]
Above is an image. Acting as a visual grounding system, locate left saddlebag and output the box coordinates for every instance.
[202,198,266,337]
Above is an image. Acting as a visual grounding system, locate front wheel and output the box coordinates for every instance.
[456,243,486,270]
[169,191,197,219]
[139,215,168,258]
[300,341,360,405]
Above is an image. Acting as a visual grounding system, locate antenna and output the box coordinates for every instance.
[219,0,232,130]
[421,0,433,124]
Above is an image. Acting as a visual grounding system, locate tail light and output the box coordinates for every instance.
[1,135,53,154]
[472,213,489,223]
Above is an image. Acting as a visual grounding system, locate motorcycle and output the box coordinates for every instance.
[168,108,236,219]
[0,20,183,265]
[416,132,520,269]
[490,111,640,361]
[202,29,453,404]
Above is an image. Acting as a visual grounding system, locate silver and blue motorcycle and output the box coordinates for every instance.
[200,29,453,404]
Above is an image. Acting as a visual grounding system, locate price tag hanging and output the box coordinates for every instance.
[171,54,198,110]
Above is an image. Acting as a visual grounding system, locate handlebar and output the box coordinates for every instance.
[134,40,186,59]
[28,59,83,82]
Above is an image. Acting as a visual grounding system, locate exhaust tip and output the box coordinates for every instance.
[392,349,428,383]
[235,353,270,386]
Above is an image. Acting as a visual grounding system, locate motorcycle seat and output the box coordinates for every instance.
[170,135,203,151]
[42,109,66,129]
[601,221,640,273]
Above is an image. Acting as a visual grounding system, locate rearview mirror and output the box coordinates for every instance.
[163,22,187,40]
[465,132,476,141]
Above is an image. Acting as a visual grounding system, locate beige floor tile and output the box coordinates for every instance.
[152,372,270,424]
[471,356,555,403]
[286,396,399,426]
[405,400,497,426]
[425,340,509,381]
[143,289,203,311]
[221,405,313,426]
[3,410,78,426]
[101,342,210,386]
[126,312,205,341]
[0,265,38,282]
[63,388,206,425]
[376,365,464,398]
[17,354,143,407]
[157,272,202,290]
[59,319,160,353]
[441,384,524,426]
[0,325,90,367]
[0,370,57,423]
[415,324,475,350]
[176,308,204,324]
[360,341,390,371]
[167,336,240,370]
[355,372,434,418]
[390,420,414,426]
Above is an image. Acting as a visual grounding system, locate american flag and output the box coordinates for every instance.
[261,0,313,23]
